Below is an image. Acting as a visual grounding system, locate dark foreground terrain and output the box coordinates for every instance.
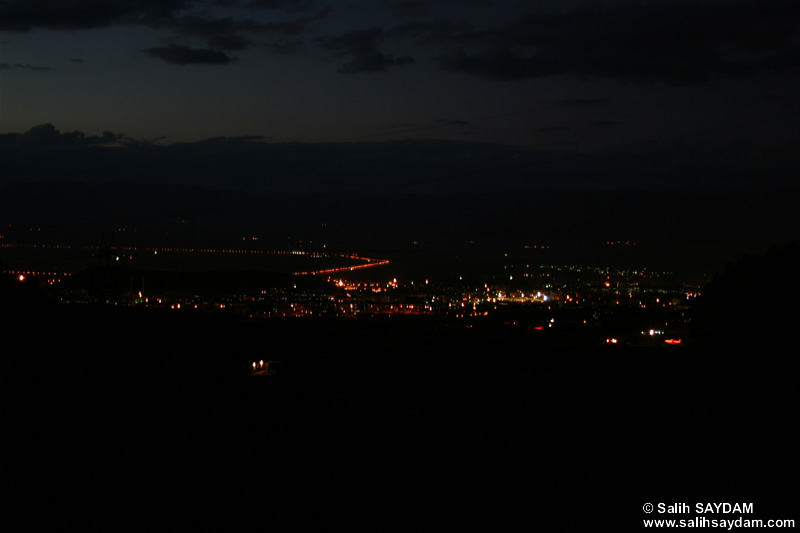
[5,293,796,522]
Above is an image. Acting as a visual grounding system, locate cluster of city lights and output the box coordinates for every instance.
[250,360,277,375]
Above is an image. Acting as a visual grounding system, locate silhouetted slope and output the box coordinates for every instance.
[693,243,800,350]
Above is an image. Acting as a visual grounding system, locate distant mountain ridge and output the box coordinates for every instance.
[1,182,797,278]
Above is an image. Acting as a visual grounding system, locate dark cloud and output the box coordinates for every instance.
[435,0,800,84]
[6,0,797,85]
[163,14,242,38]
[0,0,328,60]
[12,124,126,147]
[152,7,330,52]
[0,63,51,71]
[0,0,187,32]
[170,9,330,37]
[153,14,251,50]
[70,58,84,63]
[318,28,414,73]
[141,44,233,64]
[0,63,53,72]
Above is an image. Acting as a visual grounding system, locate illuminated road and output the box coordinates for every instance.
[292,255,390,276]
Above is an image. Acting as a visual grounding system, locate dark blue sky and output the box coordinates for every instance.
[2,0,799,191]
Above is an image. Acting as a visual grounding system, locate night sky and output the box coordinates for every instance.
[2,0,799,181]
